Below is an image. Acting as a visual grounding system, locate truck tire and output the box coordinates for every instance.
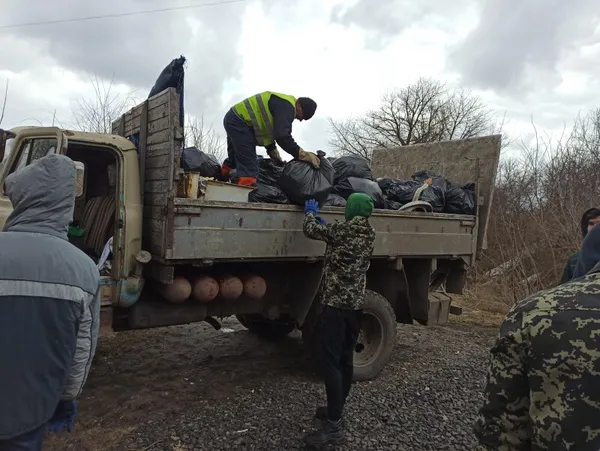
[301,290,397,382]
[353,290,397,381]
[236,314,296,340]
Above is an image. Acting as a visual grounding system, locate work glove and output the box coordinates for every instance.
[316,216,327,225]
[267,147,284,166]
[47,400,78,433]
[298,149,320,168]
[304,199,319,216]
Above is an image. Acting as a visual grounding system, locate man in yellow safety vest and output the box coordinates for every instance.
[221,92,321,186]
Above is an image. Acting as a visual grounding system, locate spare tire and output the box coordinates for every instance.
[236,314,296,340]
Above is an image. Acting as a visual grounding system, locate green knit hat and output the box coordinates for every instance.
[345,193,374,221]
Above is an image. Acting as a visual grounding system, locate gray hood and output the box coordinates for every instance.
[3,154,76,240]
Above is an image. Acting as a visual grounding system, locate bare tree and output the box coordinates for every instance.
[184,114,226,162]
[329,77,497,160]
[72,75,137,133]
[0,78,8,126]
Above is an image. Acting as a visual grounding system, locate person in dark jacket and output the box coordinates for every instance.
[301,194,377,447]
[221,91,320,186]
[0,154,100,450]
[558,206,600,284]
[573,214,600,279]
[474,252,600,449]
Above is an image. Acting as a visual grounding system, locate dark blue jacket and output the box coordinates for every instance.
[0,155,100,439]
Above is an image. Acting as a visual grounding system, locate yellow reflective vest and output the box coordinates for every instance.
[233,91,296,147]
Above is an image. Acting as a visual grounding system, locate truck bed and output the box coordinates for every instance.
[112,88,499,268]
[163,199,476,263]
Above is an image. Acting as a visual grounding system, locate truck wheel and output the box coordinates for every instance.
[301,291,397,382]
[353,290,397,381]
[236,314,296,340]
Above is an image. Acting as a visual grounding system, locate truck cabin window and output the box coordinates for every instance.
[11,138,57,174]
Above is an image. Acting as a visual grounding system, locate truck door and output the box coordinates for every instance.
[0,127,68,229]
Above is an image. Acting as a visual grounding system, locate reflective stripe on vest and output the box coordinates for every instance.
[233,92,296,147]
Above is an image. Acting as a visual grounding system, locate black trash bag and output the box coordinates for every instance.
[335,177,386,208]
[316,151,336,185]
[384,197,402,210]
[379,178,445,212]
[323,194,347,207]
[181,147,221,178]
[445,183,476,215]
[248,184,290,204]
[378,179,420,203]
[279,155,334,206]
[411,170,451,193]
[148,55,186,128]
[258,157,283,186]
[332,155,374,184]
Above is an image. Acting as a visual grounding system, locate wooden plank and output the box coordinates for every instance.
[145,180,171,193]
[146,142,172,159]
[145,192,168,206]
[146,153,172,170]
[145,167,170,181]
[124,116,170,138]
[138,101,148,207]
[143,205,166,219]
[111,90,172,135]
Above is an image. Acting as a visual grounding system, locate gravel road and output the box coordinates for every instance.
[44,317,497,451]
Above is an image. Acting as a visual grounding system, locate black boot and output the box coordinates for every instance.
[315,406,328,421]
[303,419,345,447]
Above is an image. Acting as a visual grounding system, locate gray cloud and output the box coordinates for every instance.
[448,0,600,93]
[0,0,248,119]
[330,0,472,51]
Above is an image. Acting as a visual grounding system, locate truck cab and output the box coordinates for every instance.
[0,126,149,313]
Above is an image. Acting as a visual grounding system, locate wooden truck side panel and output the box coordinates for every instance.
[111,89,183,258]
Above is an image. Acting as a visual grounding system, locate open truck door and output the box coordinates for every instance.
[0,127,69,229]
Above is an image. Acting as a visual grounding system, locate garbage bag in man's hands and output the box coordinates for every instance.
[332,155,374,185]
[323,193,347,207]
[181,147,221,179]
[336,177,386,208]
[378,178,445,212]
[248,183,291,204]
[279,154,334,205]
[445,183,475,215]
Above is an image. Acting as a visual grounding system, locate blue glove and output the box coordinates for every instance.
[47,400,78,433]
[304,199,319,216]
[315,216,327,225]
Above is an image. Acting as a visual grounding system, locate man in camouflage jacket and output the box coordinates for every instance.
[474,259,600,450]
[301,193,376,447]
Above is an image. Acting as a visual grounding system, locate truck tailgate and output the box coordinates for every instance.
[160,199,476,263]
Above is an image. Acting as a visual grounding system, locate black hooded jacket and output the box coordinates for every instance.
[559,206,600,284]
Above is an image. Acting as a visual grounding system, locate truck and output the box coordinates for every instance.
[0,88,500,381]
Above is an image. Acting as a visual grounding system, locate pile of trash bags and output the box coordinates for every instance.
[182,149,476,215]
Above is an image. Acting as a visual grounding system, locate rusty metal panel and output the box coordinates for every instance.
[370,135,501,257]
[166,201,476,262]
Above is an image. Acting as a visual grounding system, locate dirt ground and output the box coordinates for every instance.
[44,311,499,451]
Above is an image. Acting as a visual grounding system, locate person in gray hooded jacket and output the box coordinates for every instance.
[0,154,100,450]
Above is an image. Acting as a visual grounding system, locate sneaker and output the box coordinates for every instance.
[303,419,345,447]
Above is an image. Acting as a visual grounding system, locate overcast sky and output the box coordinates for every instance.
[0,0,599,159]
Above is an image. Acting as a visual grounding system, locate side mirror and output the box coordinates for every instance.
[74,161,85,198]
